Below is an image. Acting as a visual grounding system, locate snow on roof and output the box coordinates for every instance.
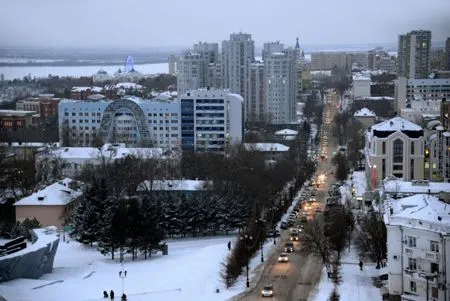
[354,108,376,117]
[46,144,163,161]
[71,86,103,93]
[352,171,367,198]
[355,96,394,101]
[115,82,143,90]
[274,129,298,136]
[352,74,371,81]
[0,142,59,148]
[137,180,210,192]
[14,178,82,206]
[244,143,290,152]
[384,194,450,233]
[384,179,450,195]
[371,116,422,132]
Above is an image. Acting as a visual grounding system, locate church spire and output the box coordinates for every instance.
[295,37,300,49]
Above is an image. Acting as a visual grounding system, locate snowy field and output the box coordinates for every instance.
[0,62,169,80]
[310,249,383,301]
[0,235,276,301]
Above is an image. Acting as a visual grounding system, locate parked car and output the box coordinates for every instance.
[261,285,274,297]
[278,253,289,262]
[284,242,294,253]
[280,221,287,229]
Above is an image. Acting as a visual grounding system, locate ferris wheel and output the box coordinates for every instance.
[125,55,134,73]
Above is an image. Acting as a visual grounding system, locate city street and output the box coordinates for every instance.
[237,90,340,301]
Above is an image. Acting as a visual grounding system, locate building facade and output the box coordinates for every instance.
[365,117,424,188]
[179,88,243,152]
[310,52,350,71]
[262,41,284,61]
[397,30,432,79]
[263,49,296,124]
[395,78,450,112]
[58,98,180,150]
[385,194,450,301]
[249,62,265,122]
[16,94,61,121]
[446,38,450,71]
[222,33,255,120]
[176,51,205,95]
[352,75,371,98]
[0,110,37,130]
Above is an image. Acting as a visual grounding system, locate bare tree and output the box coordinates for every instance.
[301,216,330,266]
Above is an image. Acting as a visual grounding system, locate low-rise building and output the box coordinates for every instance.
[244,143,289,165]
[0,110,38,130]
[384,194,450,301]
[352,75,371,98]
[365,116,424,189]
[137,179,209,197]
[274,129,298,141]
[354,108,377,128]
[36,143,163,178]
[14,178,83,229]
[383,179,450,199]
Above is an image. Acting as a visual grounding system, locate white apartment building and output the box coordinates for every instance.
[395,77,450,112]
[385,194,450,301]
[397,30,432,79]
[176,51,205,95]
[262,41,284,61]
[222,33,255,120]
[352,75,371,98]
[365,117,424,188]
[264,49,296,124]
[310,52,350,71]
[58,97,181,151]
[179,88,243,152]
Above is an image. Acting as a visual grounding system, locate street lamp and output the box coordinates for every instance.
[255,218,266,263]
[239,233,253,288]
[418,272,437,301]
[119,263,127,298]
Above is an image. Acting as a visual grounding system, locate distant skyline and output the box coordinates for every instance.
[1,0,449,49]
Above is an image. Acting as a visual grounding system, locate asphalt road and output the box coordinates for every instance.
[237,91,340,301]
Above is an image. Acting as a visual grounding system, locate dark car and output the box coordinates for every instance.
[284,242,294,253]
[280,221,288,229]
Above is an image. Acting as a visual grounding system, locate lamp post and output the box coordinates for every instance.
[418,272,437,301]
[119,263,127,297]
[239,233,253,288]
[255,218,266,262]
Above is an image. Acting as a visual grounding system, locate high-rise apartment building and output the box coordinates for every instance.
[262,41,284,61]
[193,42,219,65]
[397,30,432,79]
[248,62,265,122]
[177,51,205,95]
[180,88,243,153]
[264,48,296,124]
[222,33,255,120]
[168,55,178,75]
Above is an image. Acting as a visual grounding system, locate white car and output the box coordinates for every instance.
[261,285,274,297]
[278,253,289,262]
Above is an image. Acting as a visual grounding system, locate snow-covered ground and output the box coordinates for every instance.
[0,235,276,301]
[310,249,383,301]
[0,62,169,80]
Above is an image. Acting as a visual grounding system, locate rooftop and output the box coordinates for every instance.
[274,129,298,136]
[137,180,210,192]
[0,110,37,117]
[371,116,422,132]
[43,144,163,161]
[244,143,290,152]
[384,179,450,195]
[14,178,82,206]
[71,86,103,93]
[352,171,367,198]
[354,107,376,117]
[384,194,450,233]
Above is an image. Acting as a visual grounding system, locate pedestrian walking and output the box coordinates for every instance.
[110,290,115,299]
[227,241,231,251]
[103,291,109,298]
[359,260,363,271]
[121,293,127,301]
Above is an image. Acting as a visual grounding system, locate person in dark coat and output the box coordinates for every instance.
[359,260,363,271]
[227,241,231,251]
[110,290,115,299]
[121,293,127,300]
[103,291,109,298]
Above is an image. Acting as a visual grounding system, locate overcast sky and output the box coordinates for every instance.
[1,0,449,49]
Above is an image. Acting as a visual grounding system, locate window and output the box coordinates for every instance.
[411,141,415,154]
[382,159,386,179]
[410,281,417,292]
[382,141,386,154]
[410,159,414,179]
[431,287,438,298]
[408,258,417,270]
[408,236,417,247]
[393,139,403,163]
[431,263,439,274]
[430,241,439,253]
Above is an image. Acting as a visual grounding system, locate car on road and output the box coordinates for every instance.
[280,221,287,229]
[278,252,289,262]
[315,207,322,213]
[284,242,294,253]
[261,284,274,297]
